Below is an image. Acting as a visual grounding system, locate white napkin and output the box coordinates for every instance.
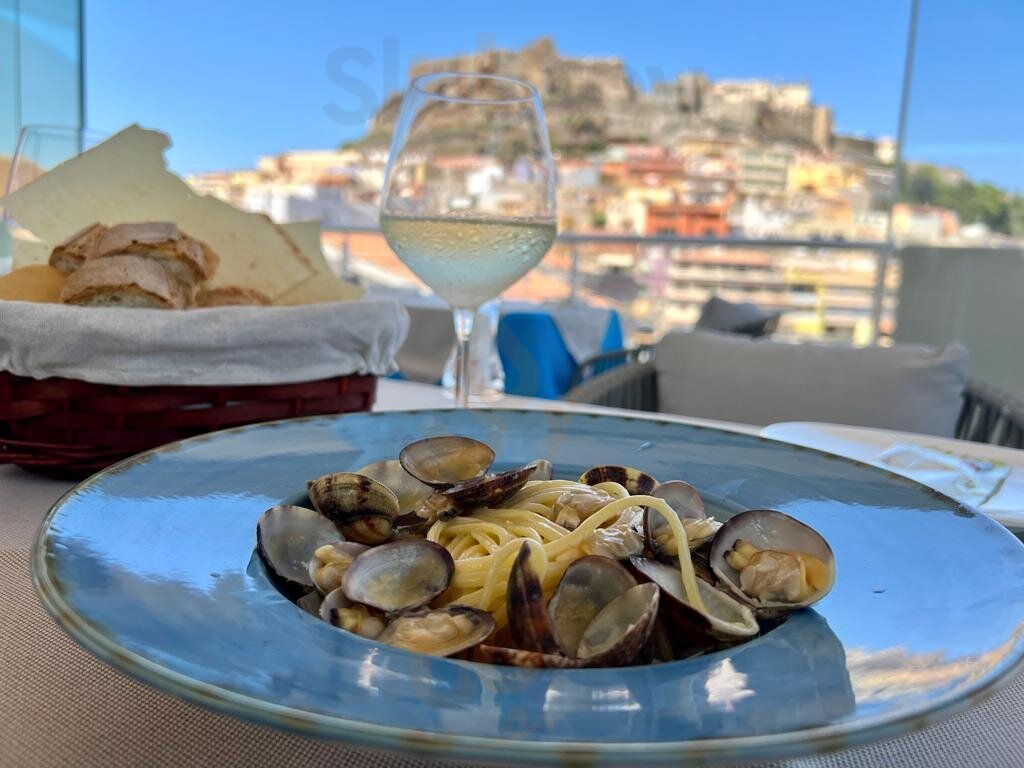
[548,303,614,364]
[873,442,1011,508]
[0,298,408,386]
[500,300,615,364]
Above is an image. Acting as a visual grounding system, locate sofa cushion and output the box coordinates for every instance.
[655,330,970,436]
[696,296,781,338]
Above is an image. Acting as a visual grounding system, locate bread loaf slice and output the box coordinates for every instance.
[94,222,219,287]
[60,254,188,309]
[0,265,67,303]
[195,286,272,307]
[49,223,108,274]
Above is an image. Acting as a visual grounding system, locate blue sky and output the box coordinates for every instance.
[85,0,1022,191]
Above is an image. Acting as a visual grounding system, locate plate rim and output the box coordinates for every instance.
[30,407,1024,766]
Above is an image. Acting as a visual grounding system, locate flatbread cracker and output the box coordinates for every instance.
[275,221,364,305]
[0,125,315,299]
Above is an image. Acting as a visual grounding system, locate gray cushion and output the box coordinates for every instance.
[655,330,970,436]
[696,296,780,337]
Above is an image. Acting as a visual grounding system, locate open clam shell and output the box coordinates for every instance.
[356,459,433,515]
[446,462,538,511]
[256,505,341,593]
[644,480,720,559]
[575,582,660,667]
[307,541,369,594]
[547,555,637,658]
[377,606,495,657]
[709,509,836,618]
[307,472,399,545]
[579,465,658,495]
[530,459,554,482]
[628,555,759,641]
[399,435,495,489]
[319,587,386,639]
[342,539,454,613]
[296,590,324,617]
[506,541,560,655]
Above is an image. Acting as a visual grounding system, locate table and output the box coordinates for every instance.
[2,380,1023,768]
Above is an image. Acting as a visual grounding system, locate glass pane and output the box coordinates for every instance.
[893,0,1024,395]
[0,0,83,267]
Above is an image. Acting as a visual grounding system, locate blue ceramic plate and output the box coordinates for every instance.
[32,409,1024,766]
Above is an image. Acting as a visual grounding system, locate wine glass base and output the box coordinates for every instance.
[440,385,506,404]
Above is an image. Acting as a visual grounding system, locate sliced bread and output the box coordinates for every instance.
[60,254,189,309]
[93,222,220,287]
[0,265,67,303]
[195,286,273,307]
[49,223,108,274]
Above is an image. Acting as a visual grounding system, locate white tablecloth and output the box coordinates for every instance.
[2,381,1023,768]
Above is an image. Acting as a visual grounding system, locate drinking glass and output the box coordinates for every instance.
[2,126,107,269]
[380,73,557,407]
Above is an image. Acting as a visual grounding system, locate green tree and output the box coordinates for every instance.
[900,163,1021,235]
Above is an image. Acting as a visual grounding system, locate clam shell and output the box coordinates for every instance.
[307,472,399,545]
[356,459,433,514]
[256,505,340,591]
[644,480,712,558]
[709,509,836,617]
[296,590,324,617]
[530,459,554,481]
[628,555,759,641]
[547,555,637,658]
[399,435,495,489]
[576,582,660,667]
[342,539,454,613]
[579,465,657,495]
[506,541,560,654]
[446,463,538,511]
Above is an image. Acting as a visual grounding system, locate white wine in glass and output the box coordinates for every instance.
[380,73,557,407]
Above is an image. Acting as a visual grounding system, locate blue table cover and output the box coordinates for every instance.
[498,310,623,399]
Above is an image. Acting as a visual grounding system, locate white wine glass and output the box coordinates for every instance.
[380,73,557,407]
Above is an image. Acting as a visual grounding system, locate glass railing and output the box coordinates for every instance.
[321,226,899,348]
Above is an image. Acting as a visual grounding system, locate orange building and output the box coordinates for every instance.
[645,202,731,237]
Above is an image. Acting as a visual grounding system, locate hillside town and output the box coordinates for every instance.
[186,39,1015,344]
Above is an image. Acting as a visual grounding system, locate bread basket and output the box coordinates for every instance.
[0,299,407,478]
[0,372,376,477]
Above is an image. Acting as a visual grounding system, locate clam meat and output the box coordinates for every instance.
[644,480,721,558]
[320,587,385,639]
[376,606,494,657]
[308,541,369,594]
[709,509,835,616]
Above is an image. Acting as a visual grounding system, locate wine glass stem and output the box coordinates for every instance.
[452,307,476,408]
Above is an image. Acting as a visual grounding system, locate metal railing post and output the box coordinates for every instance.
[341,235,351,280]
[568,246,580,303]
[871,0,919,342]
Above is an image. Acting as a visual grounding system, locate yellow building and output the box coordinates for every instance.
[788,158,865,196]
